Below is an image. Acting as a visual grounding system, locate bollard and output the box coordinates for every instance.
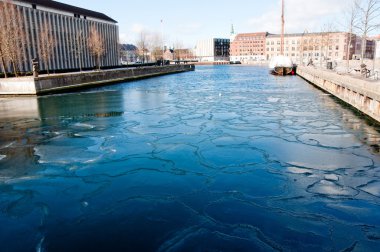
[360,63,367,78]
[32,58,39,78]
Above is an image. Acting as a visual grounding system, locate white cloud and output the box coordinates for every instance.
[248,0,347,34]
[130,23,147,34]
[119,33,129,43]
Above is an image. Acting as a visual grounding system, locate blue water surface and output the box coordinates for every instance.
[1,66,380,251]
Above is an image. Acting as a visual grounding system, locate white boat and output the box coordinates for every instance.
[269,55,293,76]
[269,0,295,76]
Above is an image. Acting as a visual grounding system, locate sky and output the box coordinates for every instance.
[60,0,350,48]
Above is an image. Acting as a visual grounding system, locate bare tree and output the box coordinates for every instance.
[136,31,149,63]
[118,41,126,64]
[88,25,105,70]
[343,1,360,71]
[0,23,8,77]
[355,0,380,64]
[0,48,6,77]
[303,33,318,65]
[173,40,184,61]
[38,20,56,75]
[73,26,86,71]
[299,30,308,65]
[0,0,26,77]
[319,23,336,67]
[149,33,163,62]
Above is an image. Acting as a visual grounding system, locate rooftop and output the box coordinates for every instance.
[235,32,268,37]
[18,0,117,23]
[266,32,348,38]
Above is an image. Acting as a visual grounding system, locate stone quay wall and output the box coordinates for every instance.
[297,66,380,123]
[0,65,195,96]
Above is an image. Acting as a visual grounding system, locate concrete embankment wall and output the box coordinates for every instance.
[194,61,230,65]
[0,64,195,95]
[297,66,380,123]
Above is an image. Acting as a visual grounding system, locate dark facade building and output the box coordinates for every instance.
[214,38,230,59]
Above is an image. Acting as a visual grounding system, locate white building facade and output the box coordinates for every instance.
[266,32,359,65]
[1,0,119,73]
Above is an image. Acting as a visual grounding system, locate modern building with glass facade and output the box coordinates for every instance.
[1,0,119,73]
[195,38,230,62]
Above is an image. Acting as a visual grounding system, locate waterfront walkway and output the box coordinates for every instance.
[0,64,195,95]
[297,65,380,123]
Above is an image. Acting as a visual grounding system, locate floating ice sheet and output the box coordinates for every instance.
[359,181,380,197]
[298,133,361,148]
[252,137,373,170]
[34,135,104,164]
[307,180,359,197]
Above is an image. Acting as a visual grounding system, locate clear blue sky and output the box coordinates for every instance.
[60,0,349,47]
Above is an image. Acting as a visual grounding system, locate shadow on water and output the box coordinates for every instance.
[303,80,380,153]
[0,91,125,177]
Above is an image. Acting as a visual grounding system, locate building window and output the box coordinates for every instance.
[32,4,36,9]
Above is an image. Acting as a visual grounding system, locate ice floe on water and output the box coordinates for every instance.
[359,181,380,197]
[267,97,280,103]
[324,174,340,181]
[34,135,104,164]
[298,133,361,148]
[307,180,359,197]
[286,167,313,175]
[200,145,267,168]
[252,137,373,170]
[72,122,96,129]
[4,175,41,184]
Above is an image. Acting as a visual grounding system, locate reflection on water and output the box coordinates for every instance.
[1,66,380,252]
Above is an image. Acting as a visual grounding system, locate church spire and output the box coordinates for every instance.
[230,24,235,35]
[230,24,236,42]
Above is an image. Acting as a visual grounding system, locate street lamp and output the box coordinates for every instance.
[161,19,164,66]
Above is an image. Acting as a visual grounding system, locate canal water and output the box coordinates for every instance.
[1,66,380,251]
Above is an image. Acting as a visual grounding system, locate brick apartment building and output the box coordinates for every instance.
[230,32,268,63]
